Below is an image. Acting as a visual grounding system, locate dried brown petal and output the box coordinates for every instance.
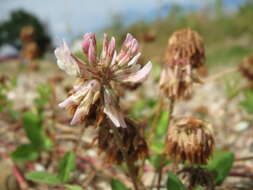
[178,167,215,190]
[166,117,215,165]
[165,29,205,69]
[159,59,201,99]
[97,117,148,164]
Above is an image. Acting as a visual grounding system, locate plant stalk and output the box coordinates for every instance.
[156,97,175,190]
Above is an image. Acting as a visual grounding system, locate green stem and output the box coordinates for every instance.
[156,98,175,190]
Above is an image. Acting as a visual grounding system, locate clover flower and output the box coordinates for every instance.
[165,117,214,165]
[160,29,204,100]
[55,33,152,127]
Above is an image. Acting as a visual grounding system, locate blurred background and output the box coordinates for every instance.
[1,1,253,189]
[0,0,252,69]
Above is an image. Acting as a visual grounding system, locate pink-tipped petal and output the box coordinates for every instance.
[120,61,152,83]
[101,33,109,59]
[130,39,139,55]
[124,33,134,47]
[108,37,116,58]
[110,51,117,66]
[88,39,97,64]
[82,33,96,55]
[116,33,134,61]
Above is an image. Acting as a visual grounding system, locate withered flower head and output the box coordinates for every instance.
[178,167,214,190]
[165,29,205,68]
[239,55,253,82]
[55,33,152,127]
[97,117,148,164]
[165,117,214,165]
[160,29,205,100]
[159,58,201,99]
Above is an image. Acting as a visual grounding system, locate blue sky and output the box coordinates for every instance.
[0,0,246,42]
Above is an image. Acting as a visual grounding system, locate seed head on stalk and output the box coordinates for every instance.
[160,29,205,100]
[55,33,152,127]
[97,117,148,164]
[165,117,215,165]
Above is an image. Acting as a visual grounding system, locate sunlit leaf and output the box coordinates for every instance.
[156,111,169,138]
[26,171,60,185]
[23,111,50,150]
[206,150,234,185]
[65,184,83,190]
[58,152,76,182]
[150,141,164,154]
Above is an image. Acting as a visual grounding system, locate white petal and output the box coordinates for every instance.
[128,52,141,66]
[55,40,80,76]
[120,61,152,83]
[103,90,127,128]
[70,80,101,125]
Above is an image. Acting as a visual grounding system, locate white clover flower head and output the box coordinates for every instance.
[55,33,152,127]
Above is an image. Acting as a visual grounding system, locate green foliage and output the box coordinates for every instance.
[156,111,169,138]
[240,89,253,114]
[26,152,76,187]
[149,154,163,170]
[26,171,61,185]
[166,171,187,190]
[150,141,164,154]
[34,83,52,113]
[23,111,52,150]
[58,152,76,182]
[0,77,18,118]
[149,154,170,171]
[206,150,234,185]
[11,111,52,162]
[206,45,253,67]
[11,144,38,162]
[0,9,51,55]
[111,179,130,190]
[130,98,156,119]
[224,76,240,99]
[65,185,83,190]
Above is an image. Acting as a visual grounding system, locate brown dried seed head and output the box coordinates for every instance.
[239,55,253,82]
[178,167,215,190]
[165,29,205,68]
[97,117,148,164]
[166,117,214,165]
